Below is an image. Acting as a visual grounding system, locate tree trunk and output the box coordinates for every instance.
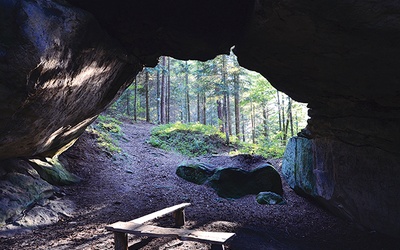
[185,61,190,123]
[234,74,240,139]
[217,100,224,132]
[156,67,160,124]
[221,55,230,144]
[160,56,166,124]
[197,92,200,122]
[262,104,269,140]
[241,113,246,142]
[125,89,130,116]
[166,57,171,124]
[288,97,294,137]
[282,93,286,143]
[227,90,232,136]
[202,92,207,125]
[223,94,230,145]
[145,70,150,123]
[133,76,137,122]
[277,90,282,134]
[251,102,256,144]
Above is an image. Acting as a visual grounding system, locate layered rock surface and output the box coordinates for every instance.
[1,0,399,238]
[0,0,141,159]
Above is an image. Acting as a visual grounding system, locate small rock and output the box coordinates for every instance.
[256,191,286,205]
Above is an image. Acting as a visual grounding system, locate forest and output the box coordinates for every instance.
[106,52,308,157]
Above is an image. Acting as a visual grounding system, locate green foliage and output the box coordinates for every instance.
[232,139,285,159]
[88,115,123,154]
[103,51,309,159]
[149,122,226,156]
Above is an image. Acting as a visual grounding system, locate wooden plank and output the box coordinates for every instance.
[129,203,191,224]
[211,244,225,250]
[113,232,128,250]
[179,229,235,244]
[106,222,235,245]
[173,208,185,227]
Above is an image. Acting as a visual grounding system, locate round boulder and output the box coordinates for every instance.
[176,163,215,185]
[208,164,283,199]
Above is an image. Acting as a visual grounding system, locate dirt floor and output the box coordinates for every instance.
[1,121,398,249]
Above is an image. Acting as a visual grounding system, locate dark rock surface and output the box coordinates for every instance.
[176,163,215,185]
[0,159,55,225]
[177,160,283,199]
[282,137,400,237]
[208,164,283,199]
[1,0,400,238]
[256,191,285,205]
[0,0,141,159]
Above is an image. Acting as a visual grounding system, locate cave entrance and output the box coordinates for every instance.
[109,52,308,157]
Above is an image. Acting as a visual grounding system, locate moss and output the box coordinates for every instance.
[28,156,80,186]
[149,122,226,157]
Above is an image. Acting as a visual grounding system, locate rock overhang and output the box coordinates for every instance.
[1,0,400,238]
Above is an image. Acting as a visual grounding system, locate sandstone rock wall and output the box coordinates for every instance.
[0,0,141,159]
[1,0,399,238]
[283,137,400,237]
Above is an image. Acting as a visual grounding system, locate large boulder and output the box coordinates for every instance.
[208,164,283,199]
[176,163,215,185]
[176,161,283,199]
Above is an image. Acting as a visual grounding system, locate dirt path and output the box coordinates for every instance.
[1,121,397,249]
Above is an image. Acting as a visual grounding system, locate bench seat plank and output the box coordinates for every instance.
[106,222,235,245]
[129,203,191,224]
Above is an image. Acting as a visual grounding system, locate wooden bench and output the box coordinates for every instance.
[106,203,235,250]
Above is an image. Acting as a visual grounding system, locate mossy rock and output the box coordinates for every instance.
[256,191,286,205]
[0,159,55,225]
[28,156,80,186]
[176,163,215,185]
[208,164,283,199]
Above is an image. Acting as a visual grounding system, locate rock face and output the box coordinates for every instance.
[0,159,55,225]
[282,137,400,237]
[0,0,141,159]
[1,0,400,238]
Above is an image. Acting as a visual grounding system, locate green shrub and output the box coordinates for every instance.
[149,122,226,157]
[231,141,285,159]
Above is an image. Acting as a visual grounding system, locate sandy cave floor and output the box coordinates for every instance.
[0,120,398,250]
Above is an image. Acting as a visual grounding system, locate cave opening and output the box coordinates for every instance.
[109,52,309,152]
[1,0,400,248]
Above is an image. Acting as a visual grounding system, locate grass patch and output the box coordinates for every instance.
[87,115,123,154]
[149,122,227,157]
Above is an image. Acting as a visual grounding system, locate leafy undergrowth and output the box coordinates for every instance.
[149,122,227,157]
[86,115,123,154]
[233,140,285,159]
[149,122,285,158]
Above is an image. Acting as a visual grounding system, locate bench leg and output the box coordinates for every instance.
[114,232,128,250]
[173,208,186,227]
[211,244,225,250]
